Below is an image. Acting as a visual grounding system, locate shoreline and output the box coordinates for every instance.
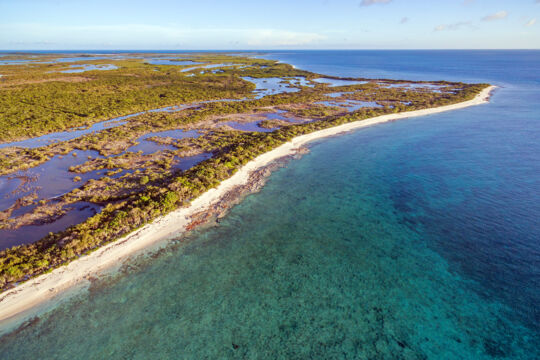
[0,85,496,334]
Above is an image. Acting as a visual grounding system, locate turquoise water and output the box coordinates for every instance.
[0,51,538,358]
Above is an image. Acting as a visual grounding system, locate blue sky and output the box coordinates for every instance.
[1,0,539,50]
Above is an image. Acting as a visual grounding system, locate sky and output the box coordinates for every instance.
[0,0,539,50]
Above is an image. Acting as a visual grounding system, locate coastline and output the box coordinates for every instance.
[0,85,496,333]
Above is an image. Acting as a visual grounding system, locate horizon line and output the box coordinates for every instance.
[1,48,540,53]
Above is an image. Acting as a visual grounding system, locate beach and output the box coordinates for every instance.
[0,85,496,333]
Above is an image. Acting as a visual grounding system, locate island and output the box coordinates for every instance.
[0,53,494,323]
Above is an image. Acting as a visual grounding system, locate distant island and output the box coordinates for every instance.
[0,53,493,321]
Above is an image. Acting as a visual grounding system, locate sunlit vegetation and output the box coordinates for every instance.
[0,53,490,289]
[0,55,284,142]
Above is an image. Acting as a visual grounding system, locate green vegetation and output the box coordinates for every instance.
[0,53,490,289]
[0,55,282,142]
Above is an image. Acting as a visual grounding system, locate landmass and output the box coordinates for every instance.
[0,53,493,326]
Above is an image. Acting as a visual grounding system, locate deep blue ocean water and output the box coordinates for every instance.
[0,50,538,359]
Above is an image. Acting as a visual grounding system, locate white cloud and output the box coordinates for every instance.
[434,21,472,31]
[246,30,326,47]
[525,18,537,27]
[360,0,392,6]
[0,23,328,49]
[482,11,508,22]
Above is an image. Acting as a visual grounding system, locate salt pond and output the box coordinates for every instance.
[315,99,383,111]
[0,202,102,250]
[127,130,202,155]
[0,104,198,150]
[181,63,238,73]
[145,59,198,66]
[61,64,118,73]
[313,78,368,87]
[173,152,213,171]
[242,77,313,99]
[0,150,103,212]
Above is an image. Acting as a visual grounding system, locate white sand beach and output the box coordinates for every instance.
[0,85,496,333]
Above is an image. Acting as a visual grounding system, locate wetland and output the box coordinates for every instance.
[0,52,489,290]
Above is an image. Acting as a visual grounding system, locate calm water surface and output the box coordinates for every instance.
[0,50,538,359]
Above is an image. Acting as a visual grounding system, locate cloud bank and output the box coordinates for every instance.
[360,0,392,6]
[434,22,472,31]
[0,24,328,49]
[525,18,537,27]
[482,11,508,21]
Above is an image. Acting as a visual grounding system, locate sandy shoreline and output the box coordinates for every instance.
[0,85,496,333]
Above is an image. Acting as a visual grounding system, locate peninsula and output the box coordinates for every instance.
[0,53,493,325]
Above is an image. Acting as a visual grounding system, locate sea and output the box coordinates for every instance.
[0,50,538,359]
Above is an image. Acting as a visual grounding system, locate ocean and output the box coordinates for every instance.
[0,50,538,359]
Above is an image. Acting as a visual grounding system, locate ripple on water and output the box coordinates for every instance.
[0,124,537,358]
[127,129,201,155]
[60,64,118,73]
[313,77,368,87]
[0,202,102,249]
[0,51,538,359]
[242,77,312,99]
[0,150,103,212]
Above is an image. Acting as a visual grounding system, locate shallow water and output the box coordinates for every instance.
[0,104,196,150]
[242,76,310,99]
[0,149,113,250]
[1,120,538,358]
[0,59,37,65]
[180,63,236,73]
[326,91,354,98]
[173,152,213,171]
[0,202,101,249]
[125,141,176,155]
[60,64,118,73]
[0,50,538,358]
[381,82,445,90]
[220,110,296,132]
[0,72,304,150]
[0,118,130,149]
[0,55,187,67]
[127,129,201,155]
[220,120,275,132]
[313,77,368,87]
[0,132,209,249]
[48,56,121,63]
[145,59,197,66]
[264,109,299,122]
[0,150,102,213]
[289,77,314,87]
[316,99,382,111]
